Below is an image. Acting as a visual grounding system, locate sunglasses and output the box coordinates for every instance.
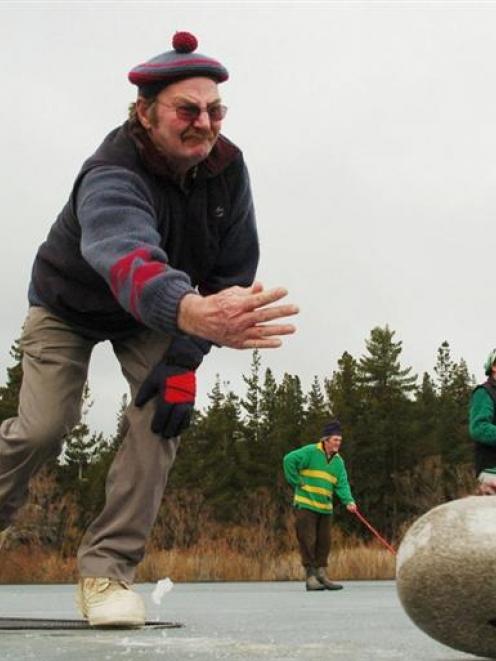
[156,101,227,123]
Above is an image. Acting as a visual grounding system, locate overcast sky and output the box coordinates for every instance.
[2,0,496,435]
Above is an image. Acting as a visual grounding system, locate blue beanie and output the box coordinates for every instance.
[128,31,229,98]
[322,420,342,438]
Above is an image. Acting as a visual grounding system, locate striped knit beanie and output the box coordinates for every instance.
[322,420,342,438]
[128,31,229,98]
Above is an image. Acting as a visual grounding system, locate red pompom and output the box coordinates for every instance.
[172,32,198,54]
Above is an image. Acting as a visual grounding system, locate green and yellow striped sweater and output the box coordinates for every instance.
[283,442,355,514]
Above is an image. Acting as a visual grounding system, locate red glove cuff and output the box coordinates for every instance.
[163,371,196,404]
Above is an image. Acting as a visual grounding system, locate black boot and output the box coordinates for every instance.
[305,567,325,591]
[316,567,343,590]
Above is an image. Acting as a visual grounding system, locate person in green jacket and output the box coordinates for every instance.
[469,349,496,495]
[283,420,357,591]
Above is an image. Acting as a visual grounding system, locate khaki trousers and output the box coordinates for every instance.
[294,508,332,568]
[0,306,179,582]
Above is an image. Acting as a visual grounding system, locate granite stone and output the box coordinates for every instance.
[396,495,496,659]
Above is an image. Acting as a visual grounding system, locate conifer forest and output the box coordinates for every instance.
[0,325,477,569]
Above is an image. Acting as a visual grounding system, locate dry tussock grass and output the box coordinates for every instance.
[138,542,395,583]
[0,546,77,583]
[0,540,395,584]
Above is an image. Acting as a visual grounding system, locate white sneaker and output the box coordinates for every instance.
[76,577,145,627]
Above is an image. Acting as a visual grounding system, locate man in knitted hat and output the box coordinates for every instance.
[469,349,496,495]
[0,32,298,626]
[283,421,357,591]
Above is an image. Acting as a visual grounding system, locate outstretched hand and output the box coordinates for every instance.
[178,282,299,349]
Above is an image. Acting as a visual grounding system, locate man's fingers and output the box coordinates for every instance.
[242,338,283,349]
[233,305,299,329]
[239,324,297,349]
[197,284,299,348]
[250,281,264,294]
[238,287,292,312]
[225,282,264,298]
[252,287,290,309]
[246,304,299,325]
[245,324,297,338]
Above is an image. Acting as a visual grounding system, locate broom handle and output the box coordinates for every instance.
[353,509,397,556]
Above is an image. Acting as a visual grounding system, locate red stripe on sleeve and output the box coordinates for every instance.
[130,262,166,317]
[110,248,151,297]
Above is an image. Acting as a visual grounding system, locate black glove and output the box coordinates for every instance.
[135,336,210,438]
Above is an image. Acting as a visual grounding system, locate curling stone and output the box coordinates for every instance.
[396,496,496,658]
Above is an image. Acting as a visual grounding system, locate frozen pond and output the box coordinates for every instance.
[0,581,483,660]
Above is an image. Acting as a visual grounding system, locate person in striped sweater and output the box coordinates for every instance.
[283,421,357,591]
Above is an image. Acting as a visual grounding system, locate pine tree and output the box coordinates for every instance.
[82,393,130,523]
[111,393,130,449]
[259,367,278,442]
[412,372,439,457]
[242,366,281,490]
[62,383,100,482]
[447,358,474,469]
[354,326,418,535]
[0,339,23,423]
[323,349,365,519]
[433,345,474,478]
[194,376,247,521]
[325,351,361,421]
[304,376,329,442]
[263,373,306,503]
[273,373,306,453]
[360,326,417,397]
[241,350,261,445]
[434,341,456,395]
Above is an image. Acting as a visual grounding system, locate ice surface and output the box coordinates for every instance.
[0,582,480,660]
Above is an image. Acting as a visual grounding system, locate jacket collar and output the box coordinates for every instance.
[127,119,239,184]
[317,441,339,460]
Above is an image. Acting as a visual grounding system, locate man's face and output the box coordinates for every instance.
[138,77,223,173]
[323,435,342,454]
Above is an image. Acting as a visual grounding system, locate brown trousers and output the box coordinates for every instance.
[295,507,332,568]
[0,306,179,582]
